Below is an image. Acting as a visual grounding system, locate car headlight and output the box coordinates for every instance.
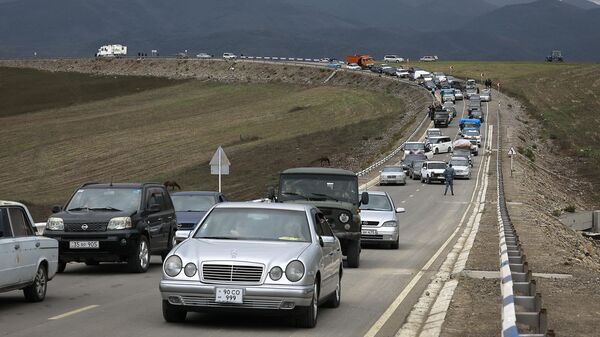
[184,263,197,277]
[339,213,350,223]
[46,217,64,231]
[164,255,182,277]
[269,266,283,281]
[107,217,132,230]
[382,221,398,227]
[285,260,305,282]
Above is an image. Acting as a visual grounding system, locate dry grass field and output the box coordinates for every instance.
[0,67,405,219]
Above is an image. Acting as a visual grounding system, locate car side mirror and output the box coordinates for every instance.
[147,204,161,213]
[360,191,369,205]
[396,207,406,213]
[318,236,324,247]
[175,230,190,242]
[51,205,62,213]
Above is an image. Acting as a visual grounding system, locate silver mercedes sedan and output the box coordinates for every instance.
[379,166,407,185]
[160,202,343,328]
[359,191,405,249]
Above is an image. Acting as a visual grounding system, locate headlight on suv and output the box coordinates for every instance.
[285,260,305,282]
[107,217,132,230]
[382,221,398,227]
[339,213,350,223]
[164,255,182,277]
[46,217,64,231]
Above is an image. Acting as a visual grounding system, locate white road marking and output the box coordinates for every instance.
[364,99,490,337]
[48,305,99,320]
[416,189,420,192]
[409,195,414,198]
[401,201,407,204]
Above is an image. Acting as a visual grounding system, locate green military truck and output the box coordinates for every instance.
[274,167,369,268]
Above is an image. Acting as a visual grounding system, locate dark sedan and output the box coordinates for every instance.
[171,191,227,242]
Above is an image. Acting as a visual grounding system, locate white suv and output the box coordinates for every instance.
[222,53,237,60]
[0,201,58,302]
[420,161,447,184]
[384,55,404,63]
[428,136,453,154]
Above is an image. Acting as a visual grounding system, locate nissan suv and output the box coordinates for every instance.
[44,183,177,273]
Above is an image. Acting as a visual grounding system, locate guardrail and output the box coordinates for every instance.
[496,99,554,337]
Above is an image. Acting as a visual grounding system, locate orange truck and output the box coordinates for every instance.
[345,55,374,69]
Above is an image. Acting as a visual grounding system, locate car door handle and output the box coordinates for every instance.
[35,242,40,248]
[14,244,20,250]
[157,218,163,221]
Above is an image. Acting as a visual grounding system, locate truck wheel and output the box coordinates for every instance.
[162,300,187,322]
[23,264,47,302]
[128,236,150,273]
[296,282,319,328]
[346,240,360,268]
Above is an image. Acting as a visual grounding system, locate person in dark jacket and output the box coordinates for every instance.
[444,164,455,196]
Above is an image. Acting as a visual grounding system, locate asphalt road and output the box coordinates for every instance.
[0,98,490,337]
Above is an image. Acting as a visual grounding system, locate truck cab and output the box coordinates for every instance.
[276,168,369,268]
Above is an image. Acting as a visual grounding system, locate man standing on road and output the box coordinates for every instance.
[443,164,455,196]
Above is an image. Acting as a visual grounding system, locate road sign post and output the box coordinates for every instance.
[508,147,516,177]
[210,146,230,192]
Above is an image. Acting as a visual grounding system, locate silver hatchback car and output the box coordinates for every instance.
[160,202,343,328]
[359,192,405,249]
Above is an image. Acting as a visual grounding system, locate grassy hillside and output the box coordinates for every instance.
[0,67,184,117]
[0,67,405,220]
[426,61,600,188]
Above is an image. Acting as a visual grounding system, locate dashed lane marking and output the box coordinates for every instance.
[48,305,99,320]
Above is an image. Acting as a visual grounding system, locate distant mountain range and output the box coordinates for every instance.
[0,0,599,61]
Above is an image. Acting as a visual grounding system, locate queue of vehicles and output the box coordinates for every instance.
[1,62,489,329]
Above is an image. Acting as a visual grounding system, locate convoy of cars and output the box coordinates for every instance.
[0,60,490,330]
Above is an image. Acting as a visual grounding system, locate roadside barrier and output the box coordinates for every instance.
[496,99,554,337]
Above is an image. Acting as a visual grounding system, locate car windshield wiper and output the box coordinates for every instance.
[310,193,341,202]
[67,207,90,212]
[89,206,122,212]
[280,191,310,200]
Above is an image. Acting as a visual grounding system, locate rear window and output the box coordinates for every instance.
[428,163,447,170]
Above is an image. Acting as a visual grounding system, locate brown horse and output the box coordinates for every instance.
[164,181,181,191]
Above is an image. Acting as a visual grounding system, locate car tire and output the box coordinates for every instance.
[324,271,341,308]
[57,261,66,273]
[128,236,150,273]
[434,148,439,154]
[391,238,399,250]
[346,240,360,268]
[85,259,99,266]
[23,264,47,302]
[162,300,187,322]
[161,231,176,262]
[296,282,319,328]
[448,147,452,153]
[427,177,432,184]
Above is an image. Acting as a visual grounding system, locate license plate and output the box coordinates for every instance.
[362,229,377,235]
[69,241,99,249]
[215,288,243,304]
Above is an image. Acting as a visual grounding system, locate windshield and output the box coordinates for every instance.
[382,167,402,173]
[66,188,142,213]
[405,143,425,151]
[465,130,479,136]
[412,160,425,168]
[428,163,447,170]
[360,195,392,211]
[172,195,216,212]
[279,174,358,204]
[194,208,311,242]
[450,159,469,167]
[454,150,470,157]
[428,130,441,137]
